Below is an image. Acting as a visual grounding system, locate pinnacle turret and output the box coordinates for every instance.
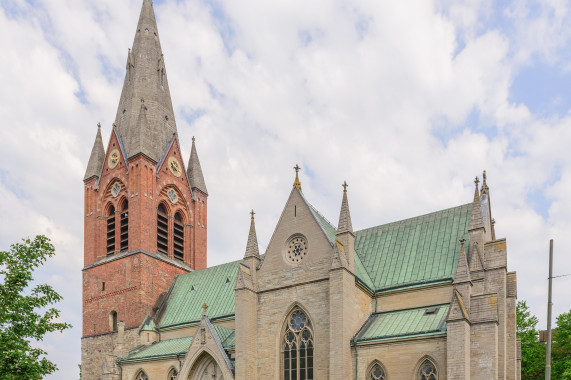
[113,0,177,162]
[187,137,208,195]
[337,181,353,234]
[469,176,485,231]
[244,210,260,258]
[84,123,105,181]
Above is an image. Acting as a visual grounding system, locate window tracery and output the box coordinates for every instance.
[136,371,148,380]
[368,362,386,380]
[283,309,313,380]
[418,358,437,380]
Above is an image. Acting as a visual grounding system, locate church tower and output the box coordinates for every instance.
[82,0,207,347]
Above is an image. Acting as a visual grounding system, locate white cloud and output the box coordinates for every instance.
[1,0,571,378]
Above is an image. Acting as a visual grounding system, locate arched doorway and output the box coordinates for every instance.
[188,352,225,380]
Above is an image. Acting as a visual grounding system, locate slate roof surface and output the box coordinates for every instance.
[159,260,240,329]
[118,336,192,363]
[354,203,472,291]
[353,304,449,343]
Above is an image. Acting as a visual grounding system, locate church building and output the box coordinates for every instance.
[81,1,521,379]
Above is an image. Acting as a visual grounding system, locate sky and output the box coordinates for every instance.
[1,0,571,378]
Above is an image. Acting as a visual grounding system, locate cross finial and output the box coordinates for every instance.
[293,164,302,190]
[474,176,479,187]
[202,303,208,315]
[97,122,101,129]
[192,136,195,143]
[460,237,466,246]
[250,209,255,219]
[342,181,348,192]
[482,170,487,184]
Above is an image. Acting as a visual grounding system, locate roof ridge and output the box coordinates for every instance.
[355,203,472,234]
[369,302,450,316]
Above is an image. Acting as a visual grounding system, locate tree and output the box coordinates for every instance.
[553,309,571,379]
[517,300,545,379]
[0,235,71,379]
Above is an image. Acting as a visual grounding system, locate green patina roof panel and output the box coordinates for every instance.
[309,204,337,244]
[354,204,471,291]
[159,260,240,328]
[354,304,449,343]
[119,336,193,362]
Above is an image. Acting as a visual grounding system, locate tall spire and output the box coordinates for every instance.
[187,137,208,195]
[337,181,353,233]
[469,176,485,230]
[113,0,177,162]
[84,123,105,181]
[244,210,260,258]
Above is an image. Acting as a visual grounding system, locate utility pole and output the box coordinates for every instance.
[545,239,554,380]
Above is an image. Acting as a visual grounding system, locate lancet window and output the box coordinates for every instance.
[283,309,314,380]
[168,368,178,380]
[418,358,437,380]
[136,371,148,380]
[157,203,169,255]
[173,212,184,261]
[106,205,115,255]
[368,362,387,380]
[119,199,128,251]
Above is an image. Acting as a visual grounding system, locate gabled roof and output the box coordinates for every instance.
[152,203,472,330]
[354,203,472,291]
[118,336,192,363]
[353,303,449,344]
[159,260,240,329]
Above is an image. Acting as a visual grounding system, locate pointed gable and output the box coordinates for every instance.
[113,0,178,162]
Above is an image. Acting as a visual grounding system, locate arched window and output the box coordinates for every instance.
[368,362,387,380]
[106,205,116,255]
[157,204,168,255]
[173,212,184,261]
[283,309,313,380]
[109,311,117,331]
[418,358,438,380]
[168,368,178,380]
[136,371,148,380]
[119,199,128,252]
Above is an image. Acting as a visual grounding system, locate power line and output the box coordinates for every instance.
[549,274,571,279]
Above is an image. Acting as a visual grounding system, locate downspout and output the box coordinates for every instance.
[355,342,359,380]
[177,353,183,371]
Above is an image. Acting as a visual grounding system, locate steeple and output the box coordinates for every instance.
[187,137,208,195]
[337,181,353,233]
[244,210,260,258]
[113,0,177,162]
[84,123,105,181]
[469,176,485,231]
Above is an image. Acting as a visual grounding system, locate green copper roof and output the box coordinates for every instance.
[118,336,192,363]
[354,204,471,291]
[139,314,156,332]
[159,260,240,329]
[309,204,337,244]
[212,325,235,349]
[354,304,449,344]
[354,253,375,291]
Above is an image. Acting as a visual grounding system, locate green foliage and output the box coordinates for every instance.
[553,310,571,378]
[517,300,545,379]
[0,235,71,380]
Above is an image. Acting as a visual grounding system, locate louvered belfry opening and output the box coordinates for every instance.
[157,204,169,255]
[106,205,116,255]
[120,199,128,252]
[173,212,184,261]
